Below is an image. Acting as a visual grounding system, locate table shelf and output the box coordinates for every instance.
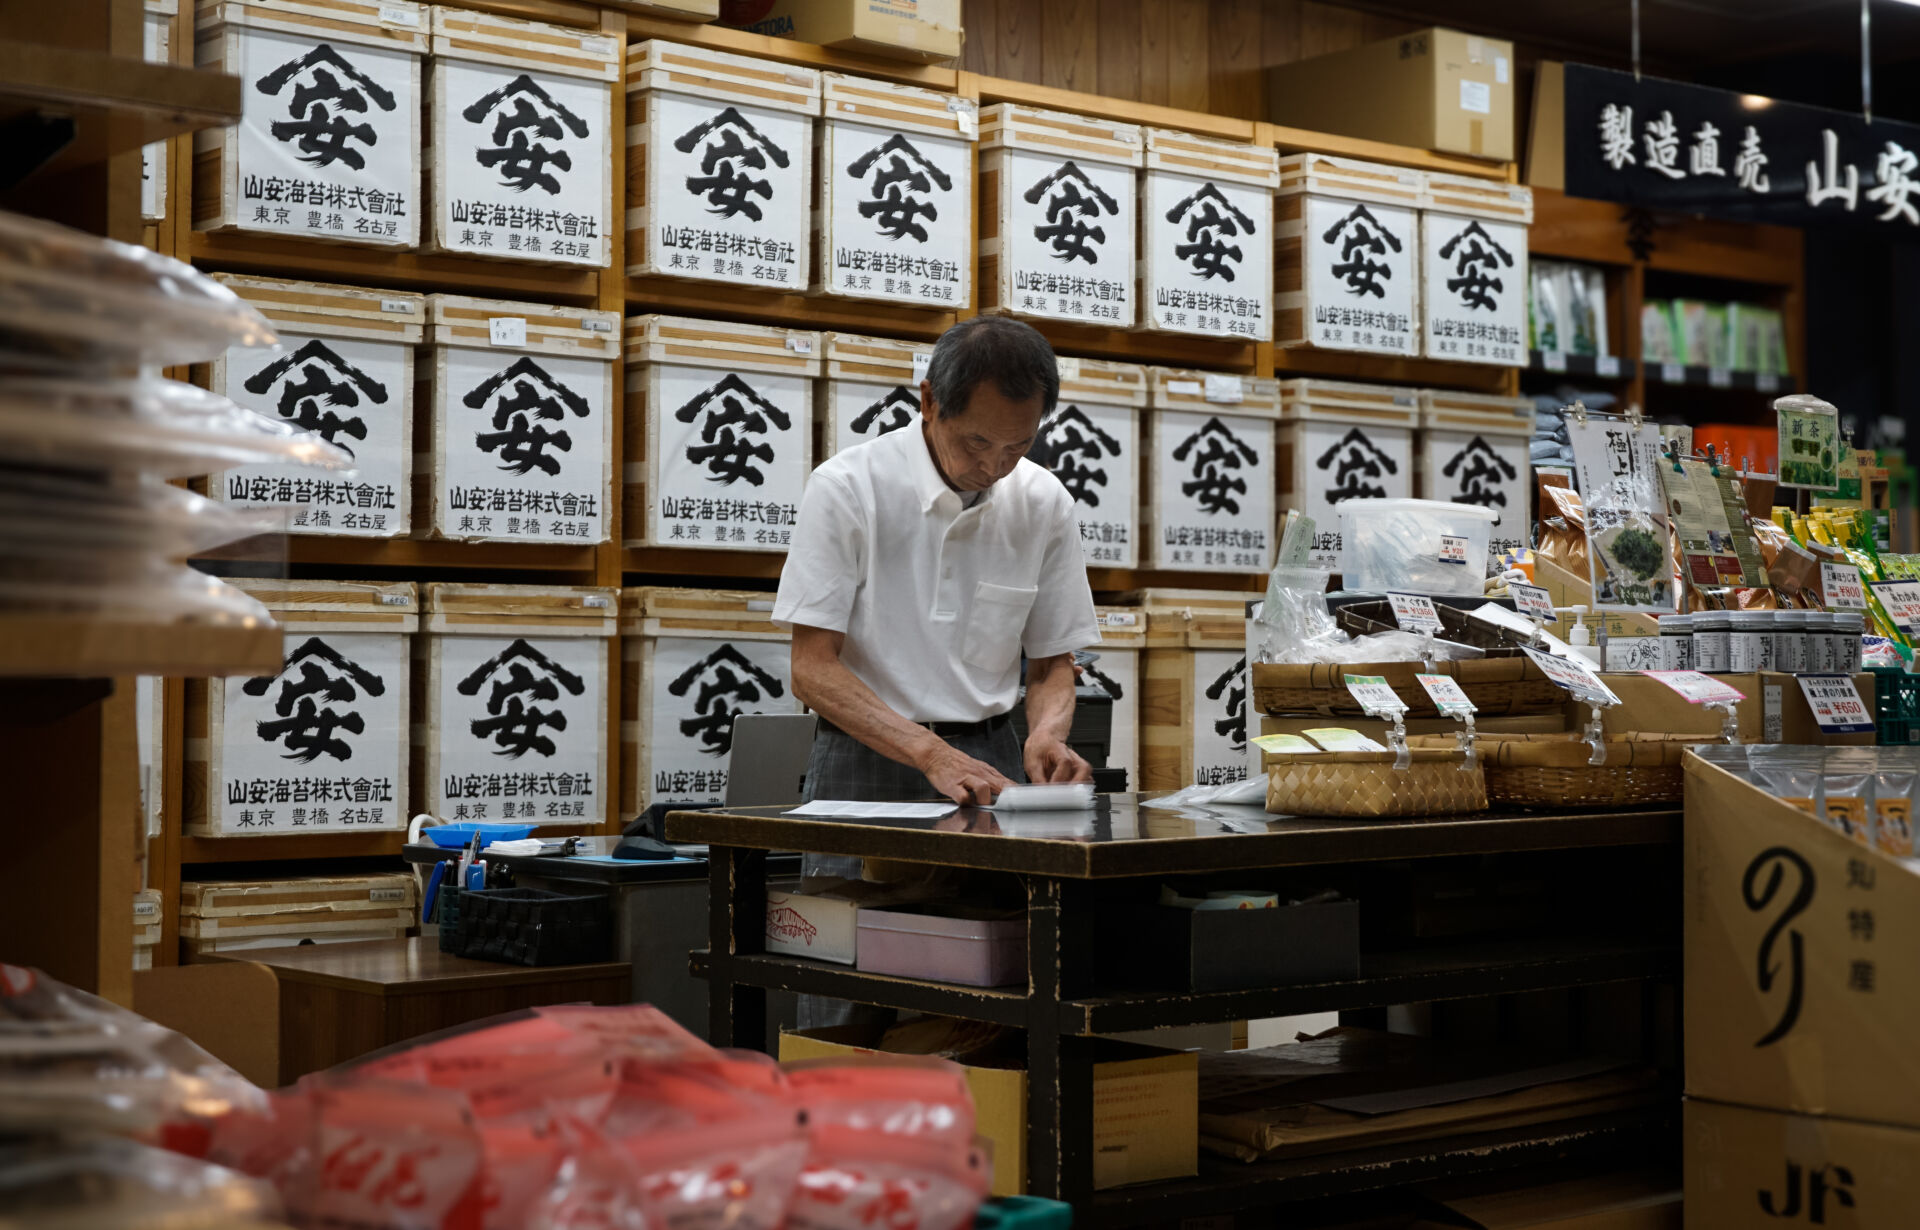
[190,232,603,305]
[0,616,281,678]
[692,951,1029,1026]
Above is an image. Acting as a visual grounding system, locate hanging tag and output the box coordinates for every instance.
[488,317,527,347]
[912,352,932,384]
[1056,356,1081,382]
[947,97,978,137]
[1415,673,1477,718]
[1797,674,1876,734]
[1343,674,1409,717]
[1203,374,1244,404]
[1522,646,1620,708]
[1595,354,1622,378]
[1540,350,1567,372]
[1824,562,1867,609]
[1871,580,1920,634]
[1510,582,1555,620]
[1388,592,1444,635]
[1640,670,1746,706]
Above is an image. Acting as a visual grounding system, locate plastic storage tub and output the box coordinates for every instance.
[1337,497,1498,595]
[856,904,1026,987]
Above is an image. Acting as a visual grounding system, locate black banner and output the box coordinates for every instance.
[1563,63,1920,234]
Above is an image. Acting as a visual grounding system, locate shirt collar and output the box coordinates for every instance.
[909,422,998,514]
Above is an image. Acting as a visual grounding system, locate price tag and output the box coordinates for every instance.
[1871,580,1920,633]
[1166,378,1203,396]
[1303,727,1388,752]
[1522,646,1620,707]
[1388,592,1443,634]
[488,316,526,347]
[1661,362,1686,384]
[1641,670,1747,705]
[1438,535,1470,566]
[379,4,420,26]
[1252,733,1317,755]
[1825,563,1867,609]
[1540,350,1567,372]
[134,899,159,918]
[1797,674,1877,734]
[378,593,411,607]
[1708,367,1732,388]
[1595,354,1621,378]
[785,335,812,353]
[947,98,977,137]
[747,599,775,612]
[379,297,414,314]
[581,317,613,332]
[1056,356,1080,381]
[1757,372,1782,393]
[581,594,609,608]
[912,352,932,384]
[369,886,409,903]
[1343,674,1408,717]
[1203,374,1244,404]
[1415,673,1477,716]
[1510,582,1555,620]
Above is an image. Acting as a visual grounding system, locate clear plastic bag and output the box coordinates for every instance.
[0,562,276,623]
[0,1136,282,1230]
[1254,565,1337,663]
[0,473,290,558]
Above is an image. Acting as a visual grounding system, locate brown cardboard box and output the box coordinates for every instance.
[721,0,961,63]
[1685,1098,1920,1229]
[1266,28,1514,162]
[1412,1167,1681,1230]
[1685,754,1920,1129]
[780,1025,1197,1195]
[1580,672,1877,746]
[1259,712,1565,768]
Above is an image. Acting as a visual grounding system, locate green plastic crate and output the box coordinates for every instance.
[1869,666,1920,745]
[975,1197,1072,1230]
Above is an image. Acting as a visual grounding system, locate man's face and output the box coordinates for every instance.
[920,378,1043,492]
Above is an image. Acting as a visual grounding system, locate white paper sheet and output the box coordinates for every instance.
[986,783,1096,812]
[785,800,958,819]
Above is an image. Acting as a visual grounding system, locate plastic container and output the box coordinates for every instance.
[1837,612,1866,671]
[1775,610,1811,674]
[422,822,537,849]
[1337,498,1499,596]
[1806,611,1837,673]
[1693,610,1731,672]
[856,905,1026,987]
[1728,610,1774,673]
[1870,666,1920,746]
[442,886,611,966]
[1659,613,1694,670]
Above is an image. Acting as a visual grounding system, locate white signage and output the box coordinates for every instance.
[434,61,608,265]
[1143,171,1271,339]
[650,364,808,551]
[1872,580,1920,634]
[1191,648,1249,787]
[1415,672,1477,716]
[648,91,809,289]
[1642,670,1747,705]
[1292,418,1414,568]
[1152,409,1273,573]
[1797,674,1876,734]
[141,10,168,221]
[1033,400,1136,568]
[822,119,969,306]
[1344,673,1409,717]
[1522,645,1621,707]
[1388,592,1443,635]
[231,27,418,245]
[219,632,405,834]
[999,148,1136,326]
[1082,650,1138,789]
[1510,582,1555,620]
[220,332,410,536]
[437,347,607,543]
[827,377,921,458]
[432,634,602,825]
[1421,427,1530,558]
[648,636,798,804]
[1823,562,1867,609]
[1422,213,1527,365]
[1302,194,1417,354]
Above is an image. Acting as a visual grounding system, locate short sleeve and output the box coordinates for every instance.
[772,470,863,633]
[1021,489,1100,659]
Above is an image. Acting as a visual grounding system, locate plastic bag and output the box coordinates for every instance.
[281,1078,487,1230]
[1253,565,1336,663]
[0,472,290,559]
[0,561,276,623]
[0,1136,282,1230]
[1141,778,1270,810]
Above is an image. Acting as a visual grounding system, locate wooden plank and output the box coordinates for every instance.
[1528,187,1637,265]
[196,537,600,574]
[623,14,958,88]
[190,232,600,305]
[1206,0,1264,122]
[1040,0,1095,94]
[0,618,281,678]
[1136,0,1168,108]
[625,273,955,339]
[959,0,996,75]
[622,547,787,580]
[1094,0,1141,104]
[992,0,1043,85]
[966,73,1254,144]
[1262,120,1509,178]
[1300,1,1366,58]
[1271,346,1517,393]
[1166,0,1210,114]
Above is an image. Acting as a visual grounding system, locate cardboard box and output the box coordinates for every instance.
[780,1025,1198,1195]
[1685,1098,1920,1229]
[1582,672,1877,746]
[763,879,935,965]
[722,0,961,64]
[1266,27,1515,162]
[1685,754,1920,1129]
[1413,1167,1680,1230]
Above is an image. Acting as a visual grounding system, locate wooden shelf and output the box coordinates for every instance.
[1087,569,1262,595]
[180,831,408,864]
[1527,352,1635,383]
[1264,121,1509,179]
[967,72,1255,143]
[623,547,786,581]
[1027,319,1259,373]
[1645,363,1792,394]
[625,274,955,339]
[196,537,602,575]
[1272,346,1515,393]
[190,232,603,305]
[628,15,959,89]
[0,42,240,169]
[0,616,280,679]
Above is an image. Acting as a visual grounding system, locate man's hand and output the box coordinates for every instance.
[1024,735,1091,785]
[921,743,1015,807]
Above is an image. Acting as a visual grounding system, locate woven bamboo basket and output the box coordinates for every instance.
[1251,659,1564,718]
[1410,732,1694,808]
[1266,747,1486,817]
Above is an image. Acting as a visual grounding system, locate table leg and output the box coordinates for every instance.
[705,845,768,1050]
[1026,875,1094,1205]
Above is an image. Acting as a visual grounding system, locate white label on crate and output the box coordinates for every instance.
[219,632,405,835]
[1416,673,1477,716]
[1203,374,1244,404]
[377,593,410,606]
[437,346,607,544]
[141,11,167,221]
[1099,612,1139,628]
[1388,592,1443,634]
[648,636,799,804]
[217,331,410,537]
[379,298,414,314]
[998,146,1137,327]
[1438,534,1470,566]
[1422,212,1528,366]
[1510,582,1555,620]
[134,899,161,918]
[1055,356,1080,381]
[434,633,603,823]
[231,26,418,245]
[1825,563,1867,609]
[581,595,609,608]
[1302,194,1417,355]
[1084,648,1138,786]
[1167,379,1203,396]
[1034,399,1137,568]
[650,362,807,551]
[1143,169,1271,339]
[827,377,922,459]
[1708,366,1732,388]
[1661,362,1686,384]
[582,318,613,332]
[1596,353,1621,377]
[1522,646,1620,707]
[1190,648,1248,787]
[1344,674,1408,717]
[1540,350,1567,371]
[786,336,812,353]
[1872,580,1920,633]
[378,4,418,27]
[1294,417,1413,569]
[1798,674,1876,734]
[1496,56,1510,84]
[1460,79,1492,114]
[369,886,408,902]
[488,317,527,347]
[1151,408,1272,573]
[822,117,971,306]
[1642,670,1746,705]
[912,351,932,384]
[646,91,809,288]
[1764,684,1785,742]
[435,59,606,266]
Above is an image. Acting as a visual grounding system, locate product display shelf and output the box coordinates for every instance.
[1526,352,1636,382]
[1644,362,1795,394]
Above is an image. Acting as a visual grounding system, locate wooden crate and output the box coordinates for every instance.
[1421,174,1533,366]
[181,872,415,950]
[205,274,422,537]
[143,0,177,225]
[1036,358,1148,569]
[1275,154,1427,357]
[1277,378,1420,570]
[1143,369,1281,575]
[425,7,620,268]
[608,1,717,18]
[977,103,1142,327]
[1140,129,1279,341]
[193,0,425,247]
[625,40,820,288]
[619,588,799,818]
[623,313,819,551]
[1090,606,1145,789]
[419,294,618,544]
[185,580,417,838]
[1417,388,1536,561]
[817,331,924,461]
[414,583,616,827]
[815,73,975,309]
[1139,590,1252,791]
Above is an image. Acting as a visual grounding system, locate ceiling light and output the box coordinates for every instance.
[1741,94,1774,109]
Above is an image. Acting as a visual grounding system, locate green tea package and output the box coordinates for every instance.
[1821,747,1877,846]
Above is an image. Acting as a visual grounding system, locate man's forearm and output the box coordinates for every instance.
[797,651,944,771]
[1023,652,1077,746]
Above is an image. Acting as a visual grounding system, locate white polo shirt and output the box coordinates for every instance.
[773,423,1101,724]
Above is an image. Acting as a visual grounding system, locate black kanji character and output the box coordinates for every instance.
[255,43,396,171]
[850,385,919,438]
[1440,435,1518,508]
[674,373,792,486]
[462,74,590,195]
[1172,416,1259,515]
[242,636,385,764]
[1316,426,1398,503]
[1081,658,1125,701]
[1165,182,1255,281]
[674,107,790,221]
[1031,403,1122,506]
[667,643,785,755]
[1204,655,1248,749]
[243,339,386,455]
[1321,203,1402,298]
[1438,220,1513,311]
[465,356,592,477]
[1023,160,1119,264]
[846,133,951,243]
[456,638,587,758]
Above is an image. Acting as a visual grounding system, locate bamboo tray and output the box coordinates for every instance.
[1412,732,1694,808]
[1251,659,1563,718]
[1266,746,1485,817]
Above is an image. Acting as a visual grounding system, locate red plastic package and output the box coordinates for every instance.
[785,1062,990,1230]
[284,1078,488,1230]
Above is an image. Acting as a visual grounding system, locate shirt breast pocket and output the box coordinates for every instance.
[961,582,1038,674]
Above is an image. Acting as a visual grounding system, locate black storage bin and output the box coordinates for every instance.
[442,886,611,966]
[1115,900,1361,993]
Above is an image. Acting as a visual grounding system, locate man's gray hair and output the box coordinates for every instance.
[924,316,1059,420]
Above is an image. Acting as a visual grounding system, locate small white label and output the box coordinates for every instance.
[582,595,610,609]
[1438,535,1470,566]
[1115,127,1138,144]
[1873,580,1920,633]
[1595,354,1621,377]
[1167,379,1203,396]
[582,318,613,333]
[1344,674,1409,718]
[1460,80,1492,115]
[134,900,160,918]
[379,4,419,27]
[369,886,408,903]
[1764,684,1785,742]
[954,109,976,137]
[1305,727,1388,752]
[912,352,932,384]
[1825,563,1867,609]
[1661,362,1686,384]
[1522,646,1620,707]
[782,337,812,354]
[378,593,410,607]
[1203,374,1244,404]
[1415,672,1477,716]
[1393,392,1416,407]
[747,599,775,612]
[489,317,527,348]
[1388,592,1444,635]
[1541,350,1567,372]
[379,298,414,315]
[1510,582,1555,620]
[1100,611,1139,627]
[1798,674,1876,734]
[1708,367,1732,388]
[1641,670,1746,705]
[1757,372,1782,393]
[1495,56,1510,84]
[1056,356,1081,382]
